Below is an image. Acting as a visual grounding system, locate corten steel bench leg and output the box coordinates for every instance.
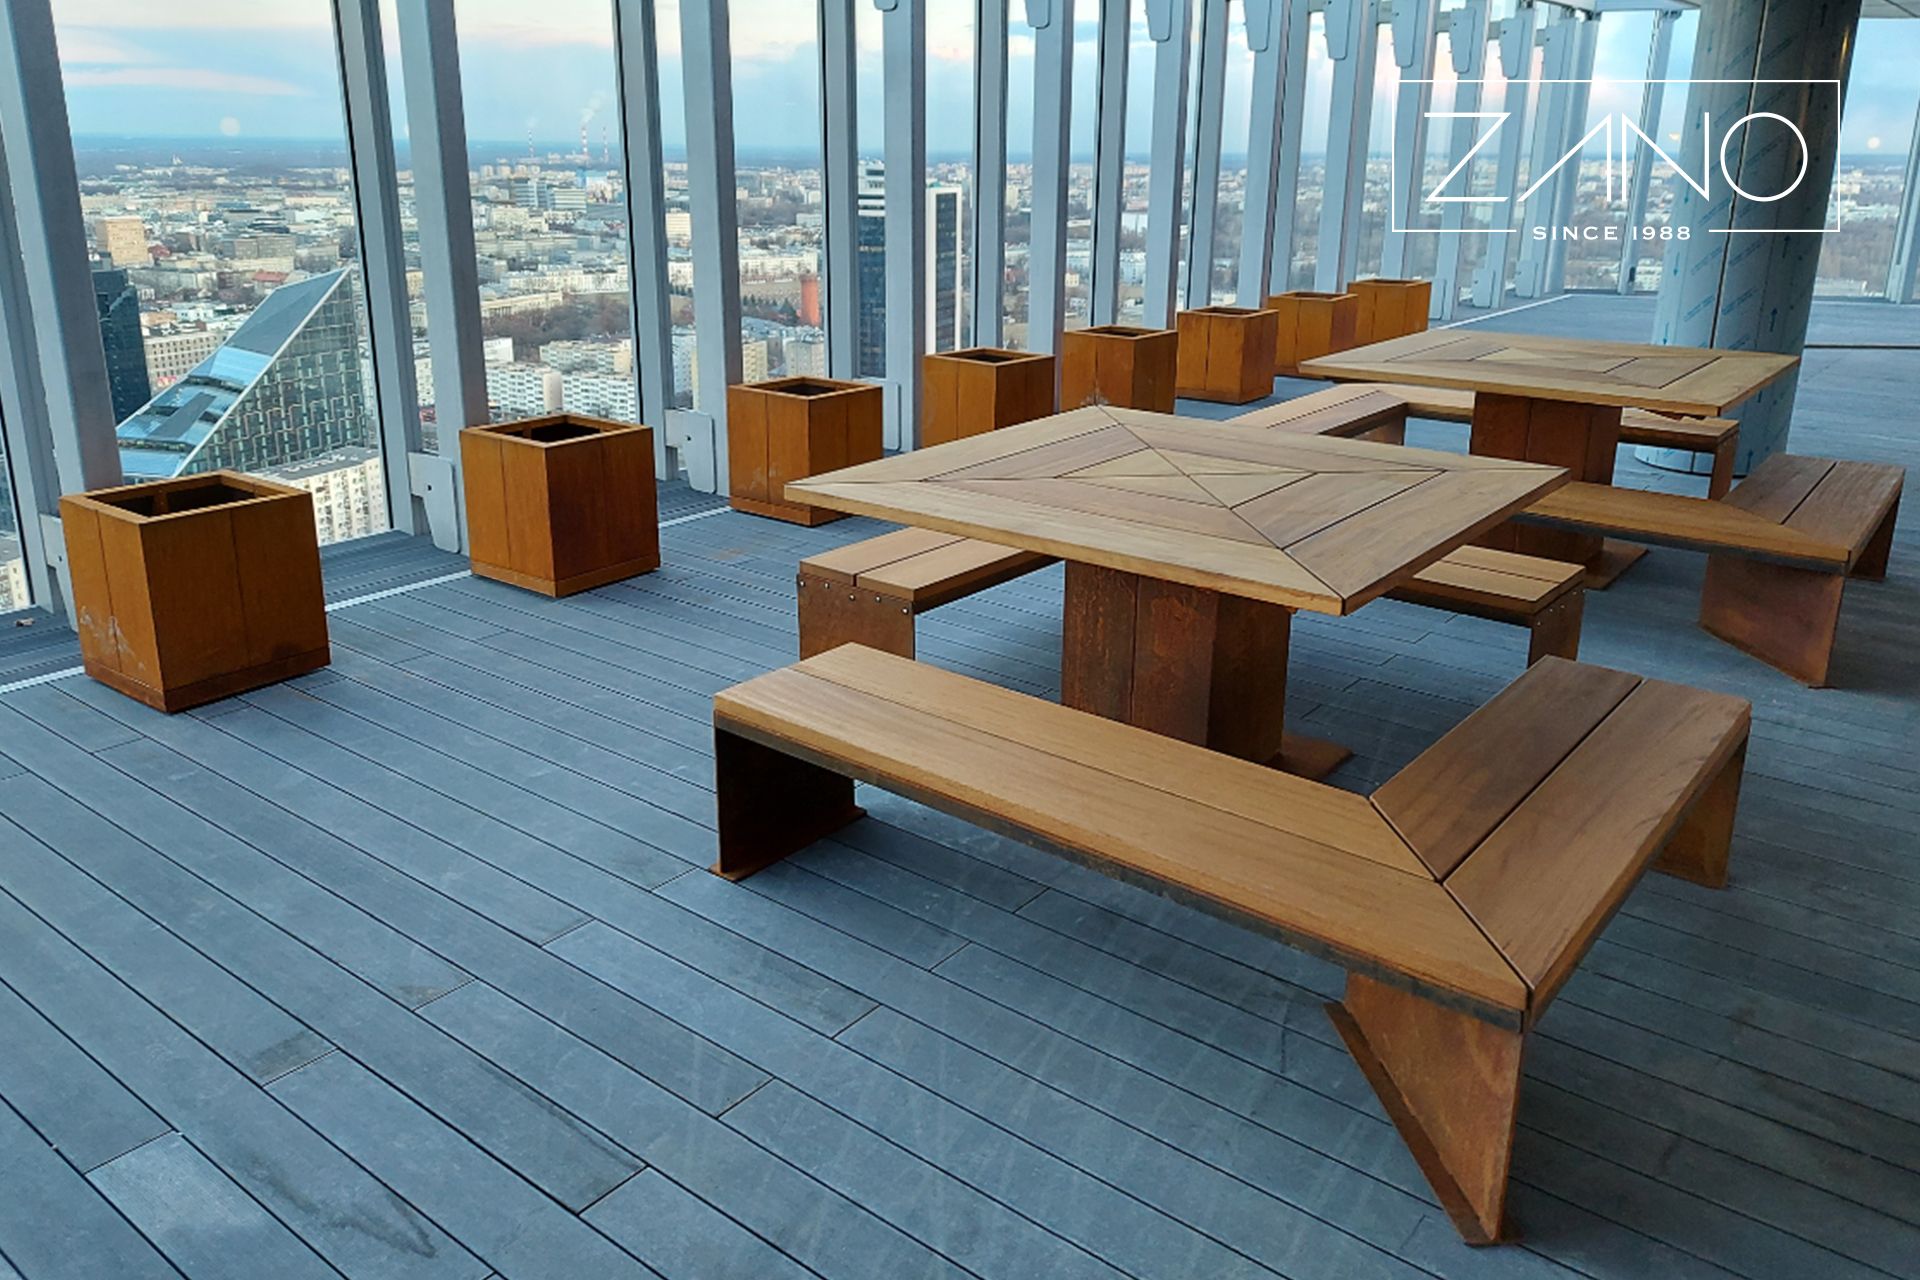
[1850,494,1900,582]
[1524,593,1583,665]
[1698,555,1846,687]
[712,726,863,880]
[1328,974,1525,1245]
[1654,741,1745,889]
[797,575,916,660]
[1357,410,1408,446]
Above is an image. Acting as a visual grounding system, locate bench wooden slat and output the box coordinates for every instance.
[1616,412,1737,449]
[1445,679,1750,1014]
[716,655,1529,1019]
[796,643,1423,874]
[1720,454,1834,523]
[1398,548,1581,612]
[856,539,1054,606]
[801,527,966,584]
[1372,658,1642,878]
[1521,481,1851,566]
[1778,460,1904,563]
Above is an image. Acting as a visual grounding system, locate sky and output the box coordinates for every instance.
[48,0,1920,161]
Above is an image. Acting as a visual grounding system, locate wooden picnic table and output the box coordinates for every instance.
[1300,330,1797,581]
[787,405,1566,777]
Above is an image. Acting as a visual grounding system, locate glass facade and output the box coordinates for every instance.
[50,0,389,546]
[0,0,1910,617]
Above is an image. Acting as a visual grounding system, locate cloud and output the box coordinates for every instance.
[63,67,310,97]
[54,28,158,66]
[53,0,325,30]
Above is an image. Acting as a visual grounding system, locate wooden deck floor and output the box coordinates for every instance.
[1,301,1916,1279]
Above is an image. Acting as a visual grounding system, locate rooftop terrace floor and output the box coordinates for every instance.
[1,295,1916,1280]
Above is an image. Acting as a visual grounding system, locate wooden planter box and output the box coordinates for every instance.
[922,347,1056,446]
[60,471,329,713]
[1265,291,1360,377]
[462,413,659,596]
[1175,307,1280,404]
[1351,277,1432,346]
[1060,325,1179,412]
[727,377,883,525]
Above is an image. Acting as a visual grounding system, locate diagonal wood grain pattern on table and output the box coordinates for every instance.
[788,406,1567,616]
[1299,329,1799,417]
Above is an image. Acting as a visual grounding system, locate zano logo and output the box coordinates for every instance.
[1395,80,1842,238]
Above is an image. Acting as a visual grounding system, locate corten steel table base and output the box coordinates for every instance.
[1468,391,1645,586]
[1060,562,1351,779]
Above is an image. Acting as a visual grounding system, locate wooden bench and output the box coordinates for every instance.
[1387,545,1584,663]
[1227,382,1412,444]
[1360,382,1742,499]
[800,526,1586,667]
[712,645,1751,1244]
[1519,455,1902,685]
[796,528,1055,659]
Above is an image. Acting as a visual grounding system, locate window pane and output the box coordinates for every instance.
[55,1,390,548]
[454,0,639,425]
[930,0,976,349]
[1815,20,1920,299]
[0,426,24,612]
[731,0,825,380]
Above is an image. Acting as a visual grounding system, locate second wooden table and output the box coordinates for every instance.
[789,407,1565,776]
[1301,329,1796,581]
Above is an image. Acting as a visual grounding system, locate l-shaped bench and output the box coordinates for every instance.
[712,645,1751,1244]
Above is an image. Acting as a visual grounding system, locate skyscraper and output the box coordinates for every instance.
[93,267,153,424]
[115,268,371,481]
[91,215,149,268]
[854,162,965,378]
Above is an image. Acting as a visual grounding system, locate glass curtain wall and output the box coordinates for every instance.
[1814,19,1920,298]
[729,0,825,379]
[1063,14,1100,329]
[929,0,977,349]
[1115,0,1157,324]
[52,0,390,547]
[1559,9,1653,290]
[453,0,639,424]
[1207,14,1256,303]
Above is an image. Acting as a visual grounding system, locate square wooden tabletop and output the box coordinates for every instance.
[1298,329,1799,417]
[787,406,1568,616]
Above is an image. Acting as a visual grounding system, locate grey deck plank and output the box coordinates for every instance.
[0,1101,182,1280]
[546,921,1420,1280]
[422,980,972,1280]
[0,774,643,1213]
[0,975,170,1173]
[270,1052,660,1280]
[88,1134,340,1280]
[584,1168,823,1280]
[43,692,770,1119]
[0,890,486,1280]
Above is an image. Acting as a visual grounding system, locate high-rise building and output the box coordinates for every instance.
[264,447,388,545]
[143,327,228,388]
[91,215,149,268]
[115,268,372,480]
[0,530,25,613]
[92,267,152,423]
[487,363,563,418]
[854,163,964,377]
